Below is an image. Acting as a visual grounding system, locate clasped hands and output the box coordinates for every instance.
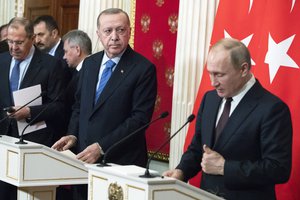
[52,135,103,164]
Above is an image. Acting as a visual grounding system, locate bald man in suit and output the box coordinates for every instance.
[163,38,292,200]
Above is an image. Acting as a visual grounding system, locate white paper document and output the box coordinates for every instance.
[13,84,47,136]
[60,150,78,160]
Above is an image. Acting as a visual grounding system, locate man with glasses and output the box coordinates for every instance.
[52,8,157,200]
[0,17,65,200]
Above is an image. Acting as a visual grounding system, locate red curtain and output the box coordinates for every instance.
[184,0,300,199]
[134,0,179,161]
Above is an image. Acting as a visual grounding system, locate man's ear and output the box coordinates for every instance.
[75,45,81,56]
[240,62,250,77]
[96,29,101,38]
[51,29,59,38]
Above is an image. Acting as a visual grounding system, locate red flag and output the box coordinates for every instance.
[184,0,300,199]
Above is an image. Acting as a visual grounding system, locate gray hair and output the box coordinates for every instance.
[62,29,92,55]
[96,8,130,28]
[211,38,252,70]
[8,17,34,38]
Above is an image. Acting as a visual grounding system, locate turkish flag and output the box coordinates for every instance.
[184,0,300,199]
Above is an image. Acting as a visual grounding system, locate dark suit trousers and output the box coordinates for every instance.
[0,181,17,200]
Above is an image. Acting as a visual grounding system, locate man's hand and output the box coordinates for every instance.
[201,144,225,175]
[8,106,30,121]
[162,169,185,180]
[76,143,103,163]
[52,135,77,151]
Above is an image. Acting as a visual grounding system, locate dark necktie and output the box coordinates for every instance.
[94,60,116,103]
[215,97,233,143]
[10,60,22,92]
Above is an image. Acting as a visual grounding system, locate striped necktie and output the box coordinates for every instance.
[94,60,116,104]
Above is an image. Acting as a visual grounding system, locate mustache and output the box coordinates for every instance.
[35,42,44,46]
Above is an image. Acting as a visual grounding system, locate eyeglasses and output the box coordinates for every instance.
[101,27,128,36]
[7,38,27,47]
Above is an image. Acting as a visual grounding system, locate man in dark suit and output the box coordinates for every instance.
[52,8,157,200]
[33,15,63,58]
[61,29,92,127]
[0,17,65,200]
[33,15,70,84]
[33,15,72,140]
[163,38,292,200]
[56,30,92,200]
[33,14,70,86]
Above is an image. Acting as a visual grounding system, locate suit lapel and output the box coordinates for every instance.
[214,81,263,150]
[54,41,64,59]
[19,49,42,89]
[93,47,135,111]
[203,94,222,148]
[85,52,104,113]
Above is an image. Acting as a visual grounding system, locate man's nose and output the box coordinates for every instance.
[210,76,219,87]
[110,31,119,41]
[35,36,40,43]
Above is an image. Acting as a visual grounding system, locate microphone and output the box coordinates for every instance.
[98,111,169,167]
[0,91,47,125]
[15,94,59,144]
[140,114,195,178]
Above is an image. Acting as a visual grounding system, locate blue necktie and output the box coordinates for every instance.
[94,60,116,103]
[10,60,22,92]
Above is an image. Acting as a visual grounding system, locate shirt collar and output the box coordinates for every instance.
[48,39,61,56]
[231,74,256,103]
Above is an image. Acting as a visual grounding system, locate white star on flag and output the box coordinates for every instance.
[264,33,299,83]
[186,1,300,198]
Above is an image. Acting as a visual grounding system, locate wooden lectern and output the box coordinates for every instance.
[0,135,88,200]
[86,163,224,200]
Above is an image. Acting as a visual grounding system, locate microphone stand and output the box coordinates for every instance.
[140,114,195,178]
[98,111,169,167]
[15,121,31,144]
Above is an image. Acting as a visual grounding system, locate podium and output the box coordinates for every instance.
[86,164,224,200]
[0,135,88,200]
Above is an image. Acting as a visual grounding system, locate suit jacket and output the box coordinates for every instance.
[0,39,8,53]
[68,46,157,167]
[177,80,292,200]
[53,40,72,86]
[0,48,66,147]
[54,40,65,60]
[62,69,79,132]
[52,40,73,140]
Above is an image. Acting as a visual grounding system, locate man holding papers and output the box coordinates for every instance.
[0,17,65,200]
